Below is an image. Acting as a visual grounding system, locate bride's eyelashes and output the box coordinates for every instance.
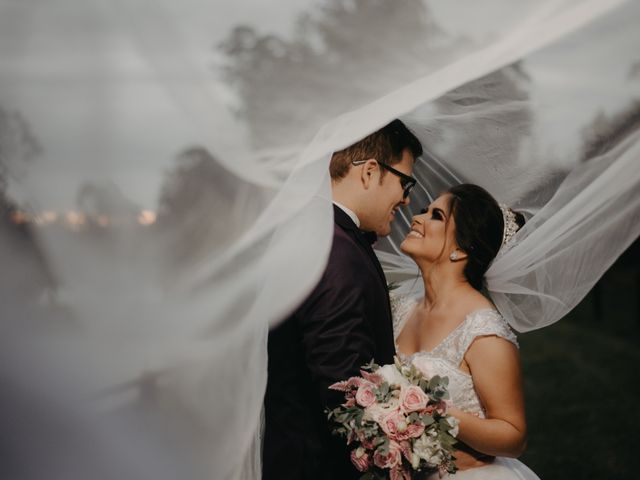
[418,206,443,220]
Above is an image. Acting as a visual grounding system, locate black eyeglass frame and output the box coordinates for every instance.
[351,159,417,199]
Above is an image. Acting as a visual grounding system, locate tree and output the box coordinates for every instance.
[0,106,41,218]
[0,106,41,193]
[580,100,640,161]
[219,0,466,149]
[0,107,54,297]
[415,62,537,203]
[157,147,268,267]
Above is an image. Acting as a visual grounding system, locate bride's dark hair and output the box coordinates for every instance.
[447,184,525,291]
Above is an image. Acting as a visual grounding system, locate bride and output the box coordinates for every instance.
[392,183,539,479]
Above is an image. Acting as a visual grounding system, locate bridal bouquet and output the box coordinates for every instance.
[327,357,459,480]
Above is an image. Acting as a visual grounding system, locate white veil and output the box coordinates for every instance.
[0,0,638,478]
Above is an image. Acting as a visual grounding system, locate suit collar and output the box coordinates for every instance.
[333,204,387,290]
[333,203,359,232]
[333,201,360,228]
[333,204,378,245]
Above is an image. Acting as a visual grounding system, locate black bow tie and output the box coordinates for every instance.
[360,230,378,246]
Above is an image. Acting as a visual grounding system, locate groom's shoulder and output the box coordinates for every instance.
[332,223,364,257]
[324,224,370,278]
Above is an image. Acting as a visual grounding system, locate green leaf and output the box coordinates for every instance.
[375,381,392,402]
[362,359,380,372]
[421,413,435,426]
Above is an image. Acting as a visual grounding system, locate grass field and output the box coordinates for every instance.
[519,267,640,479]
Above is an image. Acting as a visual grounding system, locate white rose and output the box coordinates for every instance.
[412,434,436,459]
[364,396,400,423]
[413,434,445,467]
[363,405,376,422]
[411,356,438,379]
[426,450,444,466]
[377,364,409,387]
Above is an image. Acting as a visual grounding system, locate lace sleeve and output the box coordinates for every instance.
[390,293,417,341]
[453,309,519,366]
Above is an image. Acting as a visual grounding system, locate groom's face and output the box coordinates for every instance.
[363,149,414,236]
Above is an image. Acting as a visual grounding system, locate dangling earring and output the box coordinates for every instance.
[449,251,459,261]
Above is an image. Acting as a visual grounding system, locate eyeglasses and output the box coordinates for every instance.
[352,159,417,199]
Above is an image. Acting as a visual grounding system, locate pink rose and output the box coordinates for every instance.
[380,410,424,441]
[355,381,377,407]
[373,440,402,469]
[399,385,429,413]
[380,410,407,439]
[350,448,371,472]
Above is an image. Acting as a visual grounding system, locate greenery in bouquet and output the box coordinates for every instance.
[327,357,459,480]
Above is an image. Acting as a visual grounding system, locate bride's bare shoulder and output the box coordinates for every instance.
[461,289,496,315]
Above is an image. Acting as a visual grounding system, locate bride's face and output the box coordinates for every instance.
[400,194,458,263]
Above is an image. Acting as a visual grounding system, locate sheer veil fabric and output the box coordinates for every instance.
[0,0,638,478]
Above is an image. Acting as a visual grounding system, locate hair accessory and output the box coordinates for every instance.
[499,204,520,248]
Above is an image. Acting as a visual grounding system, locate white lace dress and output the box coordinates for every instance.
[391,295,540,480]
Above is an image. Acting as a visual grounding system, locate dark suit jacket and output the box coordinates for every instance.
[263,205,396,480]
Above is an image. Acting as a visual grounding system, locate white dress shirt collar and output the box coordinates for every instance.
[333,201,360,228]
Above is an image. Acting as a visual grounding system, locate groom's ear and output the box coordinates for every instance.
[360,159,378,189]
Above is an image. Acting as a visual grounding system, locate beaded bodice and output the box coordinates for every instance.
[391,294,518,417]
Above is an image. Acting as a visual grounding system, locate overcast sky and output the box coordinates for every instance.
[0,0,637,210]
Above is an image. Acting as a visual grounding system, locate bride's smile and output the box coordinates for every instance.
[400,194,456,265]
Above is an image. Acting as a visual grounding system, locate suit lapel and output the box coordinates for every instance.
[333,205,388,289]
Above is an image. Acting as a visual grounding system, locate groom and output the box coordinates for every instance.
[263,120,422,480]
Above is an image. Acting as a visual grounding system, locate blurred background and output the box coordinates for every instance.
[520,238,640,479]
[1,0,639,478]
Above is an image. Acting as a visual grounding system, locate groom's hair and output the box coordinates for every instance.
[329,119,422,180]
